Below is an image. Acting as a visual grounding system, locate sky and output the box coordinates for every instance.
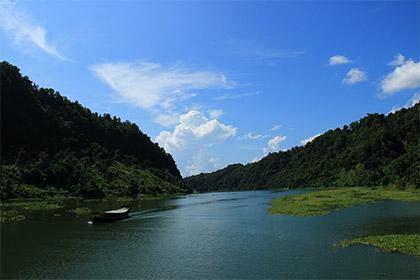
[1,0,419,177]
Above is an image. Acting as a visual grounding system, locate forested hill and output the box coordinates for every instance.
[1,61,187,199]
[185,104,419,192]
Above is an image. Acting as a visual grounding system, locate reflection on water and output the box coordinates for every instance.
[1,191,419,279]
[355,216,420,235]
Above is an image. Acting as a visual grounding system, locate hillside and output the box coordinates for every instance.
[0,61,187,199]
[185,104,420,191]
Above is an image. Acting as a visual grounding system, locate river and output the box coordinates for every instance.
[1,190,419,279]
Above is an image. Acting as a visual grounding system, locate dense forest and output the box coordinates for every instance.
[1,61,188,199]
[185,103,419,191]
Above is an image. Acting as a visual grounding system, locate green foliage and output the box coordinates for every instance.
[185,105,420,191]
[268,187,420,216]
[0,209,26,222]
[0,61,187,199]
[340,234,420,257]
[2,201,64,211]
[70,207,92,216]
[0,199,65,223]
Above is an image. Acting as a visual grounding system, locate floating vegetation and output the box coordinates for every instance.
[269,187,420,216]
[0,200,64,223]
[0,209,26,222]
[116,197,140,202]
[6,201,64,211]
[70,207,92,216]
[340,234,420,258]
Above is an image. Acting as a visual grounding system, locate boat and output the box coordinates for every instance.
[91,207,130,223]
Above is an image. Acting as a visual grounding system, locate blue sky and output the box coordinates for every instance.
[1,1,419,176]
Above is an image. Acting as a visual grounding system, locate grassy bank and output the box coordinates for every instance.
[0,200,65,222]
[0,193,185,222]
[340,234,420,258]
[69,207,92,216]
[269,187,420,216]
[0,209,26,222]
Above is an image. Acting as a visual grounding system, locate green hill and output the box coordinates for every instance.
[1,61,188,199]
[185,103,419,191]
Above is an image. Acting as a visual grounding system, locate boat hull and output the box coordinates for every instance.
[91,208,130,223]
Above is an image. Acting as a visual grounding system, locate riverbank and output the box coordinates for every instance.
[0,193,186,222]
[269,187,420,216]
[340,234,420,258]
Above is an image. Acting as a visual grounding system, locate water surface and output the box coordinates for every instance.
[1,190,419,279]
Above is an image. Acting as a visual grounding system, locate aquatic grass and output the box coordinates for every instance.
[70,207,92,216]
[269,187,420,216]
[0,200,64,211]
[117,193,185,202]
[116,195,164,202]
[340,234,420,258]
[0,209,26,222]
[116,196,141,202]
[139,195,171,200]
[0,199,66,222]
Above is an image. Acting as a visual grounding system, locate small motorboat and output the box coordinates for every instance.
[91,207,130,223]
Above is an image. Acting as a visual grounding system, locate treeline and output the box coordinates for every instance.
[1,61,187,199]
[185,103,419,191]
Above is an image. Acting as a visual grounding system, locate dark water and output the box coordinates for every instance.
[1,190,419,279]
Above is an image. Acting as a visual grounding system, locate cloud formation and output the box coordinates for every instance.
[228,38,304,61]
[329,55,351,65]
[154,113,180,127]
[155,110,237,176]
[389,92,420,114]
[242,133,270,140]
[214,91,260,101]
[0,1,66,59]
[388,53,405,66]
[381,59,420,94]
[300,133,322,145]
[92,62,234,112]
[264,135,287,154]
[342,68,367,84]
[271,124,282,131]
[208,109,224,119]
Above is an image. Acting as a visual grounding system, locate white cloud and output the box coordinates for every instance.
[185,152,219,176]
[91,62,235,112]
[228,38,305,61]
[389,92,420,114]
[408,92,420,106]
[263,135,286,154]
[381,59,420,94]
[271,124,282,131]
[329,55,351,65]
[214,91,260,100]
[154,113,180,127]
[251,156,261,163]
[300,133,322,145]
[0,0,66,59]
[155,110,237,176]
[242,133,269,140]
[388,53,406,66]
[208,109,224,119]
[342,68,367,84]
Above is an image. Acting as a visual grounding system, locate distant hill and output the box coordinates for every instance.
[1,61,187,199]
[185,103,419,191]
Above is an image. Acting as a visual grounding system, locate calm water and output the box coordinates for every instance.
[1,190,419,279]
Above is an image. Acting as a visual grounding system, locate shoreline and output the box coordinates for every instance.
[268,187,420,216]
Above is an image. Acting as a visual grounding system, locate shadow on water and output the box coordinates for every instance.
[357,216,420,235]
